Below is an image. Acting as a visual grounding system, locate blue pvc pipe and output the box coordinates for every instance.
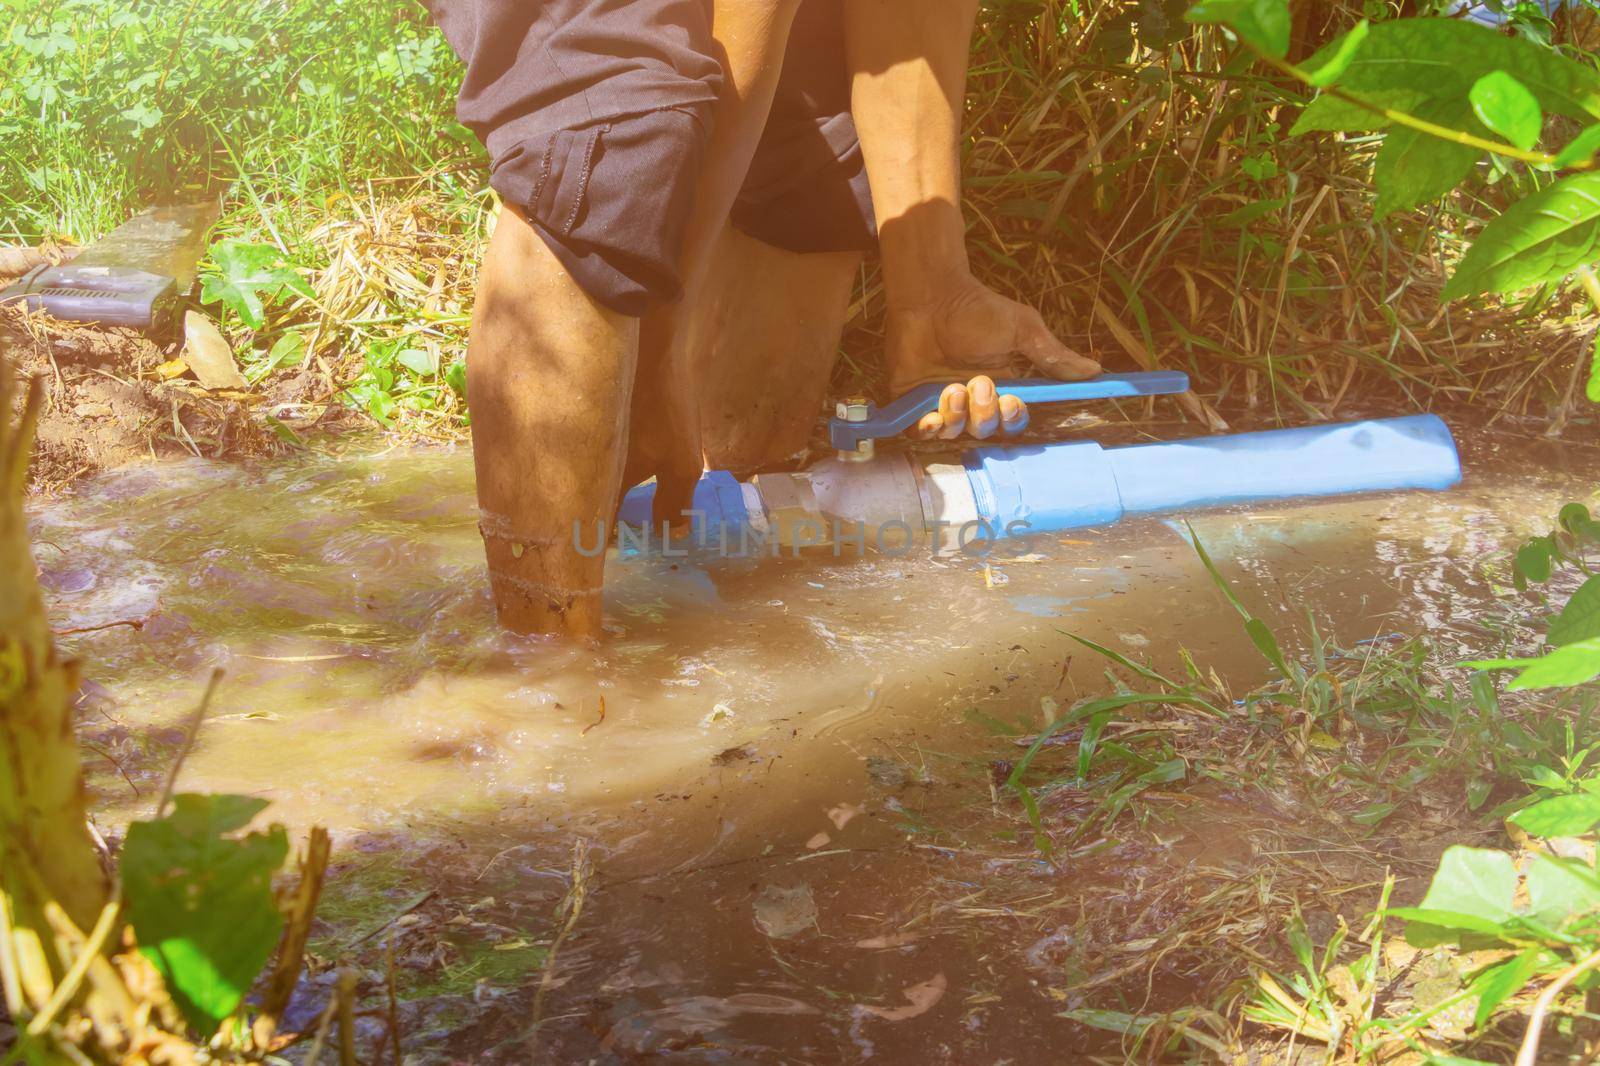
[616,470,747,532]
[615,414,1462,542]
[963,414,1461,534]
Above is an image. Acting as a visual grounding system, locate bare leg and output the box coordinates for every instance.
[627,0,806,521]
[467,206,638,638]
[691,226,861,474]
[845,0,1101,439]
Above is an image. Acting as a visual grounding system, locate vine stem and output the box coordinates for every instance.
[1233,37,1587,170]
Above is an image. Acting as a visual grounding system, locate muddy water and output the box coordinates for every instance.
[30,427,1598,1061]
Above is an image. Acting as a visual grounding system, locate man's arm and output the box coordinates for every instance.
[844,0,1100,436]
[843,0,976,308]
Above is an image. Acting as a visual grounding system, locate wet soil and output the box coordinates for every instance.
[29,418,1600,1062]
[0,303,339,493]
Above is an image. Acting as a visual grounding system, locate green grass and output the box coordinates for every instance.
[950,511,1600,1062]
[0,0,474,244]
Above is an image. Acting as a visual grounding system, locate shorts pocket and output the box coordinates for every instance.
[525,124,609,238]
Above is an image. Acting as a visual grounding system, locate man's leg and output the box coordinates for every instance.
[467,207,638,638]
[690,226,861,475]
[626,0,807,522]
[432,0,723,637]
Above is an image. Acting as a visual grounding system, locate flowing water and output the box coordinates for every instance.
[29,424,1598,1062]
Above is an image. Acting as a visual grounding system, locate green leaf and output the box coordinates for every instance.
[1464,636,1600,691]
[444,359,468,398]
[396,347,438,376]
[264,330,306,370]
[1304,20,1370,88]
[1352,800,1398,826]
[1218,199,1285,227]
[122,794,288,1035]
[1293,89,1430,135]
[1470,948,1546,1028]
[1555,125,1600,167]
[1297,19,1600,122]
[198,240,314,331]
[1078,711,1110,782]
[1186,523,1291,676]
[1387,907,1514,947]
[1550,577,1600,646]
[1509,791,1600,837]
[1413,845,1518,923]
[1443,172,1600,300]
[1466,776,1493,811]
[1184,0,1290,59]
[1373,97,1486,218]
[1470,71,1545,152]
[1517,539,1556,585]
[1526,852,1600,927]
[1560,504,1595,535]
[1244,618,1290,677]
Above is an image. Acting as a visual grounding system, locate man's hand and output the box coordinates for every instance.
[885,274,1101,440]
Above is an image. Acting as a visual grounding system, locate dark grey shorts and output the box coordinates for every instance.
[426,0,877,316]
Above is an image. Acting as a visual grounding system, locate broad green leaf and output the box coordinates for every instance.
[1508,791,1600,837]
[1470,71,1544,151]
[1297,19,1600,122]
[1555,125,1600,167]
[1184,0,1290,59]
[1470,948,1546,1028]
[1304,20,1369,88]
[1373,97,1486,218]
[1558,504,1600,545]
[396,347,438,376]
[1293,89,1429,134]
[1465,636,1600,691]
[122,794,288,1034]
[1517,539,1556,584]
[1549,576,1600,646]
[1560,503,1596,534]
[1442,172,1600,300]
[1416,846,1518,922]
[1525,852,1600,927]
[198,240,314,331]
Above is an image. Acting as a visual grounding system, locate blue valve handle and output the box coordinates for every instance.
[828,370,1191,451]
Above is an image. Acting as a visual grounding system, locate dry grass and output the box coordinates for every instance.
[839,2,1600,431]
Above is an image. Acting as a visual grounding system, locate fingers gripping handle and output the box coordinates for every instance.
[828,371,1192,451]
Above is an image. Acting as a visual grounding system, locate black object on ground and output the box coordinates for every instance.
[0,201,219,332]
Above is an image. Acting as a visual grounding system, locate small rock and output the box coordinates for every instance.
[754,883,817,940]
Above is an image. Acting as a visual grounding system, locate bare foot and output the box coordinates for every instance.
[886,276,1100,440]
